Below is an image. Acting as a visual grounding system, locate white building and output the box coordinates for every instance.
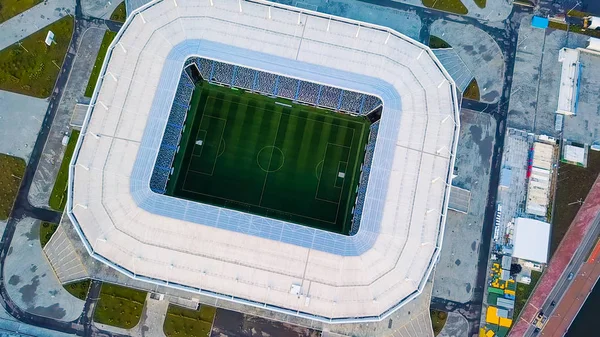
[512,218,551,264]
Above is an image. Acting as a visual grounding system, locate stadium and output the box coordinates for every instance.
[67,0,460,323]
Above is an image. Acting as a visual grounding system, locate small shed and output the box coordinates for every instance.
[532,16,549,29]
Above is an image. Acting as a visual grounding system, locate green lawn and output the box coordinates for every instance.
[0,15,73,98]
[428,35,451,49]
[84,30,117,97]
[0,0,42,23]
[48,130,80,211]
[94,283,146,329]
[422,0,468,15]
[431,310,448,336]
[513,270,542,319]
[0,153,26,219]
[463,78,480,100]
[39,221,58,247]
[473,0,486,9]
[64,279,91,300]
[167,82,370,234]
[110,2,126,23]
[163,304,216,337]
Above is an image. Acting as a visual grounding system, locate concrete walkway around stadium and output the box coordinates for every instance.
[0,0,75,52]
[3,217,84,322]
[433,110,496,304]
[28,23,106,209]
[430,19,504,103]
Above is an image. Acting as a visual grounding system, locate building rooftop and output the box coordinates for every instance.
[67,0,459,322]
[512,218,551,264]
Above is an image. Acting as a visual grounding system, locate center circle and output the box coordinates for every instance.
[257,146,285,172]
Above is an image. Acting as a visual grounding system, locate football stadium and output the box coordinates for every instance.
[67,0,460,323]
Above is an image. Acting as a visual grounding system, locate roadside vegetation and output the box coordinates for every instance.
[567,9,591,18]
[0,0,42,23]
[430,309,448,335]
[513,270,542,319]
[552,150,600,255]
[84,30,117,97]
[422,0,468,15]
[0,153,26,220]
[0,15,73,98]
[110,2,127,23]
[48,130,80,211]
[463,78,480,100]
[428,35,451,49]
[163,304,216,337]
[39,221,59,247]
[94,283,147,329]
[473,0,486,9]
[64,279,91,300]
[548,21,600,39]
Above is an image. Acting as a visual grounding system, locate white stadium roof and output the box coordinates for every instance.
[68,0,460,323]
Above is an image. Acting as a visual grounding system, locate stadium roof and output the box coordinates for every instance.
[68,0,460,323]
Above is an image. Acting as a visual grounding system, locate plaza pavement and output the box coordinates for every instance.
[3,218,84,322]
[0,91,48,162]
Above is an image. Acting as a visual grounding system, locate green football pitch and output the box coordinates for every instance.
[167,82,370,234]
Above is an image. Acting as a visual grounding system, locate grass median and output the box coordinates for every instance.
[84,30,117,98]
[422,0,468,15]
[0,15,73,98]
[94,283,147,329]
[110,2,126,23]
[164,304,216,337]
[64,279,91,300]
[463,78,480,100]
[0,153,26,219]
[40,221,58,247]
[429,35,451,49]
[48,130,80,211]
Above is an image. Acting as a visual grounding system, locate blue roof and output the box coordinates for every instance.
[532,16,549,29]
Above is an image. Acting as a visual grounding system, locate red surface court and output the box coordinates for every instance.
[509,175,600,337]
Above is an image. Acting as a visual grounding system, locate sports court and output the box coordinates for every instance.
[167,82,370,234]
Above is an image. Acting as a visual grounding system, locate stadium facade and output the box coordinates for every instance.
[68,0,460,323]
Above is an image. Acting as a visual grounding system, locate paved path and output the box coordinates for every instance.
[0,0,75,51]
[28,23,107,209]
[430,19,505,103]
[3,217,85,322]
